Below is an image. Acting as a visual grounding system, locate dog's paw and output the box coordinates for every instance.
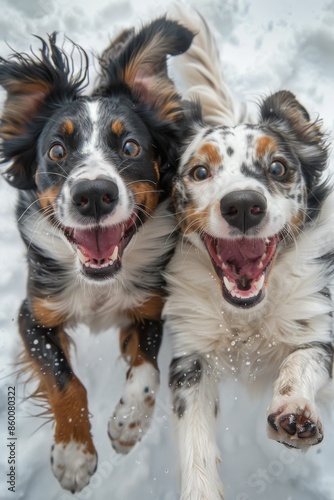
[108,363,160,454]
[267,398,323,449]
[51,440,97,492]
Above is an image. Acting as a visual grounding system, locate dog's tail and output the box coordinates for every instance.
[168,4,247,127]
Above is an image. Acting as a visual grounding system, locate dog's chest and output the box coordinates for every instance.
[53,277,148,332]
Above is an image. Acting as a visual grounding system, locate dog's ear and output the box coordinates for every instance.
[0,34,88,189]
[260,90,328,194]
[95,17,194,124]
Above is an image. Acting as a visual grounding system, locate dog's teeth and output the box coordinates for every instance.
[254,274,265,292]
[223,276,234,292]
[77,248,87,264]
[257,261,264,269]
[265,238,270,244]
[109,246,118,263]
[261,252,267,262]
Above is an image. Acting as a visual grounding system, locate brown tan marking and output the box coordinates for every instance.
[144,394,155,407]
[49,376,95,452]
[121,36,182,123]
[153,160,160,183]
[23,330,94,452]
[31,297,68,327]
[196,142,222,166]
[37,186,60,210]
[120,295,164,370]
[120,325,145,367]
[131,181,159,215]
[129,294,164,323]
[256,136,277,158]
[0,80,52,138]
[60,119,75,136]
[289,210,306,234]
[279,384,293,396]
[111,120,124,136]
[176,200,210,236]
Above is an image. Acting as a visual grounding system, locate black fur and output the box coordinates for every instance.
[0,19,194,492]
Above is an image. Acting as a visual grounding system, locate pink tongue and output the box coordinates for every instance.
[218,238,266,266]
[73,226,122,260]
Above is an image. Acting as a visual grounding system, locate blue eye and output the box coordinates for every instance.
[191,165,210,181]
[269,161,286,178]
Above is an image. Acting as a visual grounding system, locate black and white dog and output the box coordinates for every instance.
[164,8,334,499]
[0,18,193,492]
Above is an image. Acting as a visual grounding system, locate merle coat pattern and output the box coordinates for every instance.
[163,8,334,500]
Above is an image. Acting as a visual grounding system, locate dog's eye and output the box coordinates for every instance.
[190,165,210,181]
[122,140,140,157]
[49,144,66,161]
[269,161,287,178]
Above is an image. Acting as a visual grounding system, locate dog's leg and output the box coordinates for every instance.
[19,299,97,492]
[170,354,224,500]
[267,343,333,449]
[108,318,162,453]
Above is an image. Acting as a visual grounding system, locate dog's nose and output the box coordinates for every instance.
[71,177,119,219]
[220,190,267,233]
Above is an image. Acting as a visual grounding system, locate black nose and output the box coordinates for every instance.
[71,177,119,219]
[220,190,267,233]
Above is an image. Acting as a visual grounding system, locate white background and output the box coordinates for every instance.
[0,0,334,499]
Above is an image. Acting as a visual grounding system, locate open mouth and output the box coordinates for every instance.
[203,234,279,307]
[65,211,137,280]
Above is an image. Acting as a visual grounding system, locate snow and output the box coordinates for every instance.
[1,0,334,499]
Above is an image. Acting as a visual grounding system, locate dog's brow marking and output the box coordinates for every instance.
[60,119,75,136]
[256,135,277,157]
[196,143,222,166]
[111,120,124,136]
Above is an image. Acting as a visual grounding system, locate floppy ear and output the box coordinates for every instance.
[0,33,88,189]
[95,17,194,124]
[260,90,328,194]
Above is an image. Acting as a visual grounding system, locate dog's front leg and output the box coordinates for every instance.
[108,316,162,453]
[267,342,333,449]
[19,299,97,492]
[170,354,223,500]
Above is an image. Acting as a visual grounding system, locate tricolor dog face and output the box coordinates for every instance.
[0,20,195,493]
[173,91,328,307]
[1,23,193,282]
[34,97,161,280]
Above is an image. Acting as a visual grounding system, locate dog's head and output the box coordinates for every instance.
[173,91,329,308]
[0,20,194,281]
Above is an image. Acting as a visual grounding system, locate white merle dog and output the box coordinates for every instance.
[164,7,334,500]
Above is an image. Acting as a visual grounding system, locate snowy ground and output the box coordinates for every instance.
[1,0,334,499]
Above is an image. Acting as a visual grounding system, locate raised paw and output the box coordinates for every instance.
[267,398,323,449]
[51,440,97,492]
[108,363,160,454]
